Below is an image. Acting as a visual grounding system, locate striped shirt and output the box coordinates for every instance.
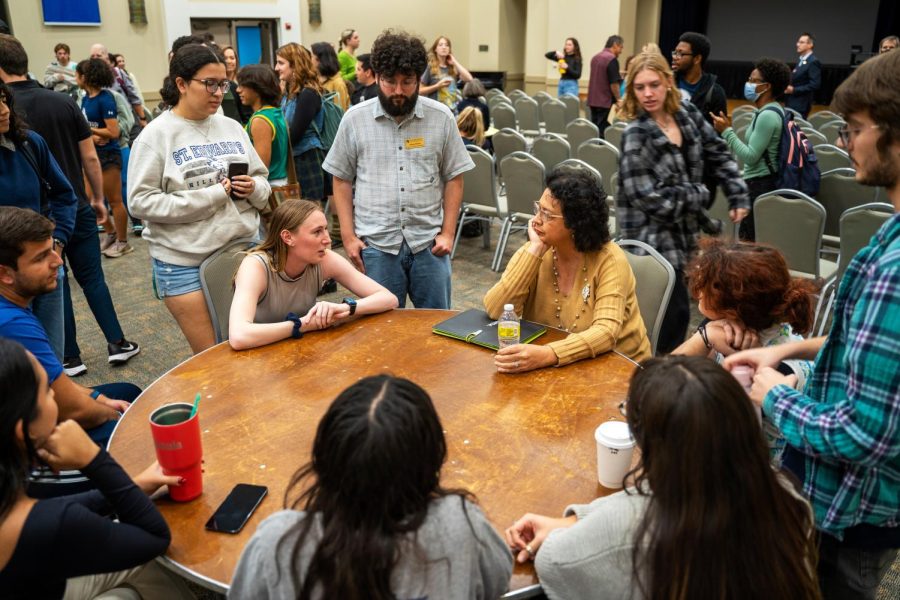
[615,101,748,271]
[764,212,900,538]
[322,96,473,254]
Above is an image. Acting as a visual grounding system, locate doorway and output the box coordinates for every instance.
[190,18,278,67]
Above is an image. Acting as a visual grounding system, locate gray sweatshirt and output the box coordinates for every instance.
[127,110,270,266]
[228,495,513,600]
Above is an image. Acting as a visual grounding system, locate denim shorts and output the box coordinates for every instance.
[151,258,202,299]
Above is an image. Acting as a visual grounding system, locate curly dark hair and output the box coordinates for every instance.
[546,165,610,252]
[370,29,427,79]
[678,32,711,66]
[75,58,114,90]
[754,57,791,102]
[0,81,28,145]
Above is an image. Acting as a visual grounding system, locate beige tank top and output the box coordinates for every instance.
[251,253,324,324]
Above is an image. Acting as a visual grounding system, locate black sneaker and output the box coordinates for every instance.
[63,356,87,377]
[108,339,141,365]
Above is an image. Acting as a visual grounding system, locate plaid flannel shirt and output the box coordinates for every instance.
[615,101,748,271]
[764,213,900,538]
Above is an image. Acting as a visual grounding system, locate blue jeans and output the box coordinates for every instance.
[31,265,65,361]
[361,240,451,309]
[63,203,126,358]
[120,145,141,226]
[558,79,579,97]
[87,382,143,446]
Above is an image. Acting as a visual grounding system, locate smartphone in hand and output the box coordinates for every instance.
[227,162,249,200]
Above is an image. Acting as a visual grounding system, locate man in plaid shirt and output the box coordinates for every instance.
[726,49,900,598]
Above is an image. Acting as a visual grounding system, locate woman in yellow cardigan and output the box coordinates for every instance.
[484,166,650,373]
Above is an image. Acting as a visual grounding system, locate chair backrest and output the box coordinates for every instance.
[500,151,545,216]
[557,158,602,186]
[488,95,511,111]
[753,190,826,277]
[577,138,619,188]
[817,120,844,145]
[732,111,754,129]
[707,187,738,241]
[541,99,568,135]
[817,170,881,238]
[492,127,528,166]
[533,90,553,109]
[731,104,755,119]
[802,128,828,146]
[485,88,505,100]
[813,144,852,174]
[514,97,541,134]
[603,124,625,151]
[531,133,571,171]
[508,88,528,101]
[837,203,894,280]
[616,239,676,356]
[559,94,580,123]
[492,103,517,130]
[734,122,750,143]
[199,238,256,343]
[808,110,840,129]
[462,145,500,213]
[566,118,599,153]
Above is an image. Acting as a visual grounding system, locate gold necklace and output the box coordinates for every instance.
[552,249,590,332]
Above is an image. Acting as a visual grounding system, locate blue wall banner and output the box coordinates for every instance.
[42,0,101,26]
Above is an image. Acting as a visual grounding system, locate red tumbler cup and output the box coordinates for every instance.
[149,402,203,501]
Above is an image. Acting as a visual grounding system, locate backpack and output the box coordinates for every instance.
[312,91,343,151]
[760,106,821,196]
[108,89,136,148]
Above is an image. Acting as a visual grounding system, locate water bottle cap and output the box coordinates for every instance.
[503,304,514,311]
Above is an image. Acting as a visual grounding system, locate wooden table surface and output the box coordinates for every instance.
[108,309,637,594]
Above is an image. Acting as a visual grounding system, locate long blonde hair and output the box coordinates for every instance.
[427,36,457,78]
[277,43,323,100]
[619,51,682,121]
[249,199,323,273]
[457,107,484,146]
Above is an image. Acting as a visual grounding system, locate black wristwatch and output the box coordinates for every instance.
[697,318,712,349]
[285,312,304,339]
[342,297,357,316]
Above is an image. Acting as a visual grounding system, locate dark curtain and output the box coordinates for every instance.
[658,0,711,56]
[873,0,900,52]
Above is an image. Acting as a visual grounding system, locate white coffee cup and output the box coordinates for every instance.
[594,421,635,488]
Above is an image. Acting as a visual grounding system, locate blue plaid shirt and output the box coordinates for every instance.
[764,212,900,538]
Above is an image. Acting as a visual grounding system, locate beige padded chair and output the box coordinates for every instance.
[541,99,568,135]
[557,159,617,236]
[508,88,528,102]
[559,94,580,123]
[577,138,619,191]
[492,103,517,131]
[814,144,852,174]
[494,151,545,271]
[485,88,505,101]
[802,128,828,146]
[531,133,571,172]
[616,239,676,356]
[199,238,256,343]
[816,203,894,335]
[817,168,881,252]
[732,111,754,130]
[753,190,837,282]
[817,119,845,146]
[452,146,502,261]
[533,90,553,111]
[731,104,756,119]
[707,188,739,241]
[566,118,599,156]
[809,110,840,129]
[488,95,511,112]
[514,97,541,136]
[492,127,527,167]
[603,123,626,151]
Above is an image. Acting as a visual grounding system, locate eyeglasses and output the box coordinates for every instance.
[379,77,419,91]
[837,123,880,146]
[533,201,563,221]
[192,79,230,94]
[671,51,694,59]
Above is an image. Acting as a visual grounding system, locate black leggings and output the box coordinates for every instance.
[656,270,689,355]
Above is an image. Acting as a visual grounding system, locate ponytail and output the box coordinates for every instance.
[777,278,818,335]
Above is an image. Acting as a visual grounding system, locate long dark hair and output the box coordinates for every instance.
[625,356,820,599]
[0,81,28,145]
[0,339,42,519]
[281,375,474,599]
[311,42,340,79]
[160,43,224,107]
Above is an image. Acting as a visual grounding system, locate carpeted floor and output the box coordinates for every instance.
[69,225,898,598]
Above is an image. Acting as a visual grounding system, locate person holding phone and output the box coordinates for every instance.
[128,44,270,355]
[229,375,512,599]
[0,338,194,599]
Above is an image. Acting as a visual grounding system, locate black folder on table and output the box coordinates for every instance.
[432,309,547,350]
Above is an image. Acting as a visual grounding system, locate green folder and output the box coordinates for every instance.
[432,309,547,350]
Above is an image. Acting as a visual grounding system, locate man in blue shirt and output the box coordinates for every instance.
[0,207,140,446]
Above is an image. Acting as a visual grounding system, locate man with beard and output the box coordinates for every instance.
[671,32,726,127]
[725,48,900,599]
[324,30,473,309]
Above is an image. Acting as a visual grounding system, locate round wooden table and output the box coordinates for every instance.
[108,309,637,597]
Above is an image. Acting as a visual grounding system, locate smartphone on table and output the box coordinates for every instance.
[205,483,267,534]
[227,162,249,200]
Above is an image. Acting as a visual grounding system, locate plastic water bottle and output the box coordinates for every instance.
[497,304,521,349]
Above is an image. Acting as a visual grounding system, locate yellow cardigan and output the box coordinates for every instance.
[484,242,651,366]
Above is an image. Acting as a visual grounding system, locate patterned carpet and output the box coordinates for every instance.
[69,225,898,598]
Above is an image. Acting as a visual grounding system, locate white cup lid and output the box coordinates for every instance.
[595,420,634,449]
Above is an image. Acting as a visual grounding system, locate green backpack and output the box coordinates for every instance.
[312,91,343,151]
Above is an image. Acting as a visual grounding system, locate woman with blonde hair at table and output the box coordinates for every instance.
[228,199,397,350]
[420,36,473,108]
[484,166,651,374]
[229,374,512,599]
[506,355,820,600]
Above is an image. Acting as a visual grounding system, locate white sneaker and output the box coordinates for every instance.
[103,241,134,258]
[99,233,116,251]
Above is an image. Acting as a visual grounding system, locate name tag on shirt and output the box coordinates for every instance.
[404,137,425,150]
